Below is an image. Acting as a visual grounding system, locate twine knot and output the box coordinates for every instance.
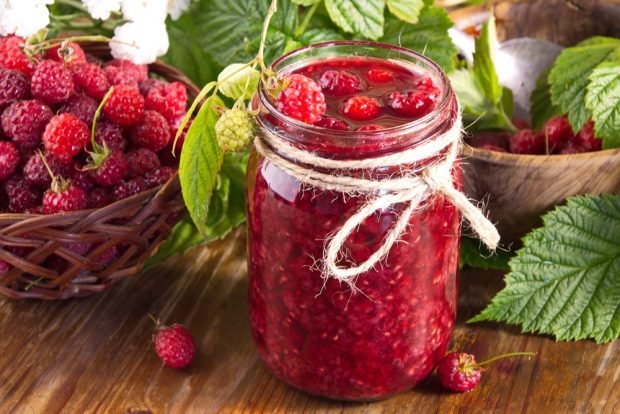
[254,108,500,285]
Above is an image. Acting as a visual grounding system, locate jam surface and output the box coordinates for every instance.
[247,55,460,400]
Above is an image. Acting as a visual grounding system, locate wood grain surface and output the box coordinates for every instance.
[0,228,618,414]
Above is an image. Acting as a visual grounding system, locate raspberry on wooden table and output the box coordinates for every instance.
[154,324,196,369]
[31,60,75,105]
[130,110,171,152]
[1,100,53,152]
[0,69,30,108]
[0,36,36,76]
[72,63,110,100]
[103,85,145,127]
[43,113,90,162]
[276,74,326,124]
[436,352,481,393]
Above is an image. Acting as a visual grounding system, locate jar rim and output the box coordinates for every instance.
[257,40,454,143]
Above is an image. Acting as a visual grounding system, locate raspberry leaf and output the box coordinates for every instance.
[291,0,321,5]
[179,95,225,236]
[218,64,261,100]
[548,37,620,132]
[530,68,563,130]
[386,0,424,25]
[382,3,456,72]
[471,195,620,344]
[324,0,385,40]
[459,236,511,271]
[585,62,620,149]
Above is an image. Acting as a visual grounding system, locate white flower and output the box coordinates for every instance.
[121,0,168,22]
[0,0,53,37]
[168,0,191,20]
[81,0,121,20]
[111,19,169,64]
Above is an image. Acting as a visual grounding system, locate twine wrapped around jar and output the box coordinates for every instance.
[254,106,500,286]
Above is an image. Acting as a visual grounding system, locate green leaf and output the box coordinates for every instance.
[471,194,620,344]
[381,4,456,72]
[585,62,620,149]
[530,68,563,130]
[324,0,385,40]
[386,0,424,24]
[473,16,502,104]
[549,37,620,132]
[218,63,261,101]
[143,217,205,271]
[459,236,511,271]
[179,95,225,236]
[292,0,321,5]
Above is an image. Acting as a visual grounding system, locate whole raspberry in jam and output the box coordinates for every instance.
[153,323,196,369]
[103,85,145,127]
[23,153,73,187]
[43,113,90,162]
[319,70,364,95]
[145,81,187,122]
[72,63,110,100]
[509,129,545,154]
[59,95,98,126]
[277,74,326,124]
[112,177,147,200]
[43,182,88,214]
[45,42,87,67]
[126,148,161,178]
[436,352,481,392]
[574,120,602,151]
[94,122,126,150]
[145,166,176,188]
[4,177,41,213]
[0,68,30,108]
[31,60,75,104]
[0,141,20,180]
[314,116,349,130]
[130,110,171,152]
[542,115,573,152]
[1,100,53,151]
[90,150,128,187]
[387,89,439,118]
[0,36,36,76]
[215,108,255,153]
[342,96,382,121]
[366,68,394,83]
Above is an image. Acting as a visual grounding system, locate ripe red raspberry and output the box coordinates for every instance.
[574,120,602,151]
[314,116,349,130]
[356,124,384,131]
[23,153,74,187]
[130,110,171,151]
[1,100,53,151]
[509,129,545,154]
[91,150,128,187]
[103,85,145,127]
[104,65,138,87]
[93,122,126,150]
[154,323,196,369]
[542,115,573,152]
[387,89,439,118]
[88,188,112,208]
[4,177,42,213]
[0,68,30,108]
[71,170,95,192]
[59,95,98,126]
[31,60,75,105]
[139,78,166,96]
[72,63,110,100]
[0,36,36,76]
[145,166,176,188]
[43,183,88,214]
[342,96,382,121]
[105,59,148,82]
[112,177,147,200]
[437,352,482,392]
[277,74,326,124]
[45,42,86,67]
[0,141,20,180]
[512,118,530,130]
[319,70,363,95]
[145,81,187,122]
[126,148,161,178]
[414,77,436,90]
[43,113,90,162]
[366,68,394,83]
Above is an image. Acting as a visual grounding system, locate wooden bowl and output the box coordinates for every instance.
[451,0,620,243]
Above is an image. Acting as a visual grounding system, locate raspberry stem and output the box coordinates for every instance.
[477,352,537,367]
[91,87,115,151]
[257,0,278,72]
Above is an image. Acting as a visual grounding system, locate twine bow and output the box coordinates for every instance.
[254,109,500,285]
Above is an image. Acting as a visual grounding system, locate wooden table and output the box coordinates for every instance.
[0,229,617,413]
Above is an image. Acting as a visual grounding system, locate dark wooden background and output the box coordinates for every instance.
[0,229,617,413]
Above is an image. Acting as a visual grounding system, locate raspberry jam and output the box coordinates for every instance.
[247,42,460,400]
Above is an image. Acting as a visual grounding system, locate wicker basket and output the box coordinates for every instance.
[0,43,199,300]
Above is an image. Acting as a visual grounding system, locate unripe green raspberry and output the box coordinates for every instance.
[215,108,255,152]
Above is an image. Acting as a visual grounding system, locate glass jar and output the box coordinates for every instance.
[246,41,461,401]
